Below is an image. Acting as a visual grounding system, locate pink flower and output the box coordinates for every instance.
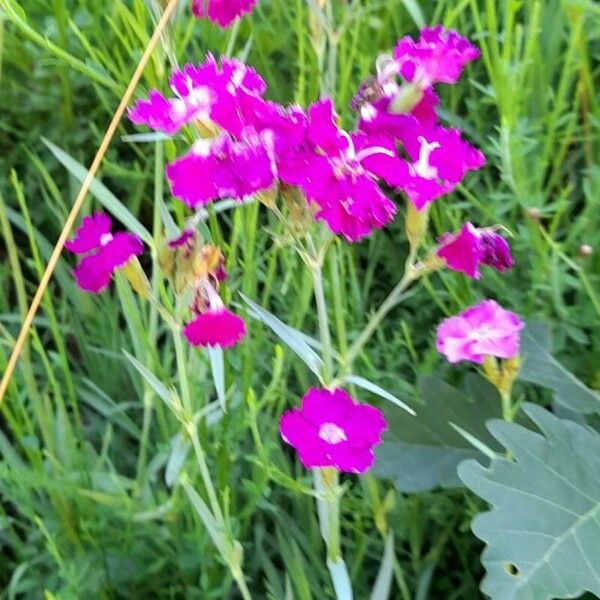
[128,56,266,136]
[279,388,387,473]
[183,308,246,348]
[363,122,484,211]
[357,87,439,143]
[65,212,144,294]
[394,25,480,87]
[437,222,513,279]
[166,132,276,207]
[436,300,524,364]
[128,64,217,135]
[281,99,399,242]
[192,0,257,28]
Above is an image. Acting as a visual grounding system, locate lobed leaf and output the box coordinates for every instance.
[459,404,600,600]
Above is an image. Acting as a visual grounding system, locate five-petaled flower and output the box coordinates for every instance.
[394,25,480,87]
[65,212,144,294]
[437,222,513,279]
[279,388,387,473]
[436,300,524,364]
[191,0,257,28]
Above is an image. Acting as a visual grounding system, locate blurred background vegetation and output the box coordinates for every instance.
[0,0,599,597]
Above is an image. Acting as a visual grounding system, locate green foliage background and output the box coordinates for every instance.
[0,0,599,597]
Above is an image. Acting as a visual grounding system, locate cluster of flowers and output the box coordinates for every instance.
[64,14,523,475]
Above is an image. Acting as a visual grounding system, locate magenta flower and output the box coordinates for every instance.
[436,300,524,364]
[280,388,387,473]
[166,132,276,207]
[437,222,513,279]
[129,56,266,136]
[394,25,480,87]
[128,64,216,135]
[281,99,399,242]
[183,308,246,348]
[362,122,484,211]
[192,0,257,28]
[65,212,144,294]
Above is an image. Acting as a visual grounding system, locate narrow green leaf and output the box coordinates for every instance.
[181,479,231,559]
[240,293,324,377]
[206,346,226,411]
[370,531,395,600]
[344,375,416,416]
[42,138,153,246]
[399,0,425,27]
[123,350,178,409]
[165,433,191,488]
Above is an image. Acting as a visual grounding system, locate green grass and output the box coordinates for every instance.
[1,0,600,597]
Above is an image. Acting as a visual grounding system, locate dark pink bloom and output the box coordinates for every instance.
[183,308,246,348]
[192,0,257,27]
[129,56,266,136]
[128,64,217,135]
[166,132,276,207]
[366,122,485,211]
[65,212,144,294]
[394,26,480,87]
[437,222,513,278]
[281,99,399,242]
[436,300,523,364]
[279,388,387,473]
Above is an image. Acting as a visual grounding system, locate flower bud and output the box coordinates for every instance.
[121,257,152,300]
[389,82,425,114]
[405,202,429,254]
[579,244,593,258]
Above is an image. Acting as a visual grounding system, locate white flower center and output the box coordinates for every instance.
[468,325,492,342]
[99,233,113,246]
[192,138,213,157]
[188,86,211,107]
[318,422,347,445]
[413,136,440,179]
[360,104,377,122]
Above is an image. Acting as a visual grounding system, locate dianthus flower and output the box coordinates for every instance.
[394,25,480,87]
[183,278,246,348]
[361,119,485,211]
[166,132,277,207]
[280,99,400,242]
[65,212,144,294]
[191,0,257,28]
[436,300,523,364]
[437,222,513,278]
[353,54,439,138]
[279,388,387,473]
[128,56,266,136]
[183,308,246,348]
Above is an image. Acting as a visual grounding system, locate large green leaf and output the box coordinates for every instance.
[459,404,600,600]
[373,374,503,492]
[519,324,600,415]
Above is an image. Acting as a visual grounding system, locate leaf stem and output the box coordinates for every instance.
[345,268,417,368]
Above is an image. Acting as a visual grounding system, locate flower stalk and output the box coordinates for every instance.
[309,240,353,599]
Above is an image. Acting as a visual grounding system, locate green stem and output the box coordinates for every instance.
[345,270,416,367]
[312,256,334,384]
[187,422,225,526]
[135,141,164,487]
[501,391,513,422]
[308,242,352,598]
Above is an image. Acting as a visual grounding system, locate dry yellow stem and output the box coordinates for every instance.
[0,0,181,404]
